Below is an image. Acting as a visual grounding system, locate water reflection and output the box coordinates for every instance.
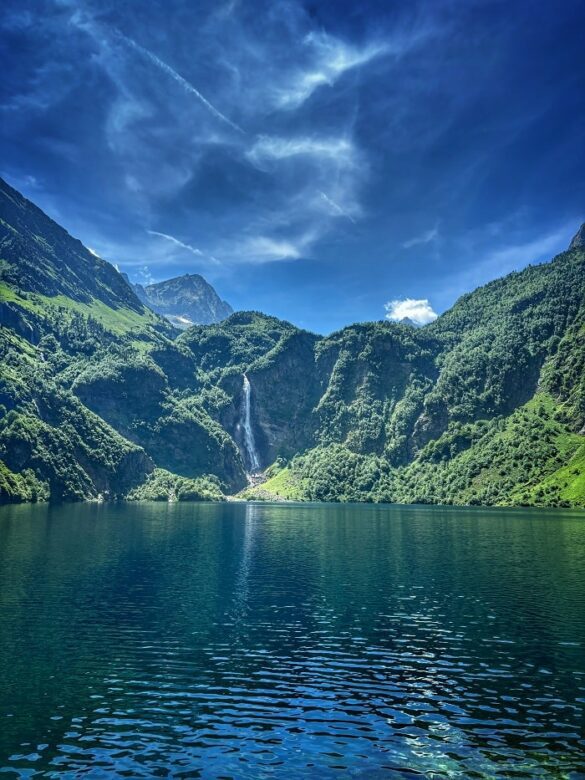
[0,502,583,777]
[233,502,260,623]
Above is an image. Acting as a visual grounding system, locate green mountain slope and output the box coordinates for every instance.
[1,178,145,310]
[0,178,243,501]
[241,244,585,506]
[0,177,583,507]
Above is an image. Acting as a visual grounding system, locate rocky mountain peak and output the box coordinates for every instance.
[123,271,233,329]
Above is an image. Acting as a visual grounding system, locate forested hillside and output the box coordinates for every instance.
[246,245,585,506]
[1,177,583,507]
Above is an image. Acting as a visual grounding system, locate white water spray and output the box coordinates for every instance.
[242,374,260,472]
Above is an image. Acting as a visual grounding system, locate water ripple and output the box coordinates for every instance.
[0,501,584,777]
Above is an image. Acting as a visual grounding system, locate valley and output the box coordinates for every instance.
[1,177,584,508]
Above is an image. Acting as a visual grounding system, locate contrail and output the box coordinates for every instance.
[147,230,203,256]
[148,230,222,265]
[119,32,244,134]
[319,191,356,224]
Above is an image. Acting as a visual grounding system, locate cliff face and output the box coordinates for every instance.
[245,331,322,464]
[0,379,155,502]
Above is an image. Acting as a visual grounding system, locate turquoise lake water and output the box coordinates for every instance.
[0,501,584,778]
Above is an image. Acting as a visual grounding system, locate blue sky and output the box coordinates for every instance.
[1,0,583,333]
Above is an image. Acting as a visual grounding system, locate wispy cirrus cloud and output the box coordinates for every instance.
[246,135,356,167]
[241,132,363,258]
[56,4,375,265]
[272,30,388,110]
[239,236,303,262]
[3,0,582,334]
[5,0,442,278]
[403,225,439,249]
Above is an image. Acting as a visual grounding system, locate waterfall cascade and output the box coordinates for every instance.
[241,374,260,473]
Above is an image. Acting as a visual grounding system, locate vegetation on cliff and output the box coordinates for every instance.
[126,468,223,502]
[0,176,583,508]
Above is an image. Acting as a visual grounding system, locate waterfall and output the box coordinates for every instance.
[241,374,260,472]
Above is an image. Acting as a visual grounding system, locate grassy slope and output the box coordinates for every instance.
[0,283,163,338]
[239,465,305,502]
[516,442,585,506]
[0,273,167,502]
[1,178,218,503]
[395,394,584,507]
[0,287,246,501]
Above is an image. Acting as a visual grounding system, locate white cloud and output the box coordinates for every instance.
[240,236,302,262]
[385,298,438,325]
[134,265,155,286]
[403,225,439,249]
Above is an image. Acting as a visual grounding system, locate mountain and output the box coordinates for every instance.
[125,273,233,328]
[0,177,242,501]
[398,316,422,328]
[569,222,585,249]
[0,178,145,311]
[0,179,583,507]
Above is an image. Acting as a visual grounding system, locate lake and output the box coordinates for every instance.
[0,502,584,778]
